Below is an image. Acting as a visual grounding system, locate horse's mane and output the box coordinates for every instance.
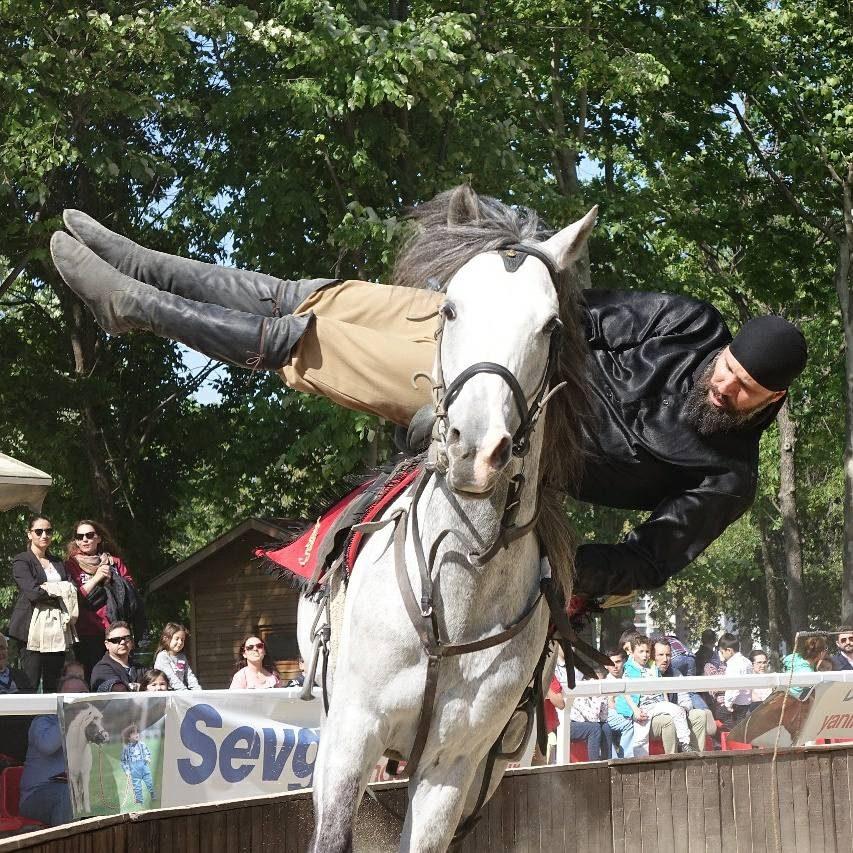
[391,186,591,599]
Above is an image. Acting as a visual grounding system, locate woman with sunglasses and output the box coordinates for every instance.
[9,516,69,692]
[65,519,143,680]
[229,636,282,689]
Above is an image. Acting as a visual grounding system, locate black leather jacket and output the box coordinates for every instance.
[573,289,781,597]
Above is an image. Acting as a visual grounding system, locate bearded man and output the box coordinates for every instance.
[49,188,807,604]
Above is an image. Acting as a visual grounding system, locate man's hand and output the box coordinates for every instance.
[634,708,649,722]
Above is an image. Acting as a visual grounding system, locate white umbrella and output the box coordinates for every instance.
[0,452,52,513]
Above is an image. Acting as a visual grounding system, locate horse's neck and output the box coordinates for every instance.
[416,428,544,623]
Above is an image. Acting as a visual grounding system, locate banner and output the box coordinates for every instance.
[161,691,322,807]
[796,682,853,743]
[59,693,167,820]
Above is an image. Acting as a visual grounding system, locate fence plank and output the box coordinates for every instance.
[818,752,837,853]
[668,759,689,853]
[716,758,736,853]
[730,754,753,850]
[701,757,721,853]
[652,763,674,853]
[685,758,706,853]
[773,752,798,853]
[610,762,626,853]
[805,752,826,853]
[788,750,811,852]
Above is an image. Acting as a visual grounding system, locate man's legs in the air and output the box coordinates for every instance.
[51,216,440,426]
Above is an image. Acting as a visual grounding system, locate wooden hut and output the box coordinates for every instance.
[148,517,302,688]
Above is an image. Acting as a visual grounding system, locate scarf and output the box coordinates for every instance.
[74,552,112,572]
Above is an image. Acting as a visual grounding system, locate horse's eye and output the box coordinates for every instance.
[543,316,561,335]
[440,301,457,321]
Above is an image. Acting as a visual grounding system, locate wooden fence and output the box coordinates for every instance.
[1,744,851,853]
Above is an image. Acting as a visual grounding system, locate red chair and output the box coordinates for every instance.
[569,741,589,762]
[0,766,44,834]
[719,730,752,751]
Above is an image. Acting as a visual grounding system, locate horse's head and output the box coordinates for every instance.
[436,196,596,495]
[79,705,110,744]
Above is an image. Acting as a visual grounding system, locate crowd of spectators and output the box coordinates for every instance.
[549,625,853,763]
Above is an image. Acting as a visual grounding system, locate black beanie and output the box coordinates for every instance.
[729,316,807,392]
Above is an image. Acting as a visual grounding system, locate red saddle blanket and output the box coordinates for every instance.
[257,462,421,590]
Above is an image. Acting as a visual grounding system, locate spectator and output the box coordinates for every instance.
[534,675,564,765]
[718,633,753,723]
[153,622,201,691]
[0,632,35,763]
[831,628,853,671]
[603,648,633,759]
[652,639,716,752]
[65,520,146,680]
[9,516,72,693]
[653,631,696,677]
[0,632,33,695]
[230,636,282,689]
[19,673,88,826]
[569,667,613,762]
[90,621,144,692]
[60,661,86,685]
[749,649,772,709]
[615,634,697,756]
[286,657,306,687]
[618,629,641,658]
[143,669,170,691]
[694,629,719,676]
[782,635,828,698]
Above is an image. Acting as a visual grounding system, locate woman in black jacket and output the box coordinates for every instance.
[9,516,69,692]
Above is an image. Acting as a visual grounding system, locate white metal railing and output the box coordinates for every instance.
[0,686,307,715]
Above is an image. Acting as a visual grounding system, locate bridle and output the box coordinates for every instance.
[418,242,567,467]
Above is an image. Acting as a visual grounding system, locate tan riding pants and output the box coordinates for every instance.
[279,280,443,426]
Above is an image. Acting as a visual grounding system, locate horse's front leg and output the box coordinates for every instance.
[400,754,480,853]
[310,704,386,853]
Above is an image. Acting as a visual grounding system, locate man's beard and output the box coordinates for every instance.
[684,360,771,437]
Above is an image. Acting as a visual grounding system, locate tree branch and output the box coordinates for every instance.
[728,99,833,240]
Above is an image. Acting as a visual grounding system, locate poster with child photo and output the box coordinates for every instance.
[59,693,167,819]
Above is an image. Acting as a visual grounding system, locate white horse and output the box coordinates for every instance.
[299,187,596,853]
[65,702,110,817]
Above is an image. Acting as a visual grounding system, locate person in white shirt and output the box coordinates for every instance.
[718,633,753,723]
[568,667,614,761]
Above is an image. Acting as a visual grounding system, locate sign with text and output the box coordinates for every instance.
[161,692,322,807]
[796,682,853,744]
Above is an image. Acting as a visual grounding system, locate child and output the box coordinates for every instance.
[143,669,170,691]
[614,635,697,756]
[120,724,156,805]
[153,623,201,691]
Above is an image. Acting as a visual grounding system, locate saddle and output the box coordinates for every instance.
[257,455,423,593]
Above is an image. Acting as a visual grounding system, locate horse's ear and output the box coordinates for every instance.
[446,185,480,226]
[541,206,598,270]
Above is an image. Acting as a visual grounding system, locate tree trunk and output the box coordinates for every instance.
[776,399,807,633]
[837,185,853,624]
[757,510,782,658]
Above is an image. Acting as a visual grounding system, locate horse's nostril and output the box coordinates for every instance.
[487,435,512,470]
[447,428,461,446]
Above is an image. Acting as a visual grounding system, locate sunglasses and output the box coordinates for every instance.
[106,635,132,645]
[75,531,97,541]
[31,528,53,537]
[244,642,265,651]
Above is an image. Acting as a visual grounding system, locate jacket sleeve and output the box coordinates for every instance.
[12,556,52,604]
[575,481,753,597]
[185,662,201,690]
[583,289,730,355]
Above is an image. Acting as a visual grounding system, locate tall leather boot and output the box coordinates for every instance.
[62,209,336,316]
[51,232,308,369]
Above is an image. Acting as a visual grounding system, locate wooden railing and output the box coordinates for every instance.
[1,744,850,852]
